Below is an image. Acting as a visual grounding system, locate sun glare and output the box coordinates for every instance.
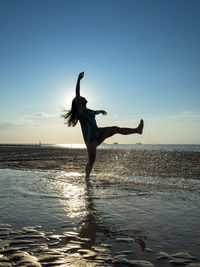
[57,144,86,149]
[52,172,86,219]
[63,91,76,108]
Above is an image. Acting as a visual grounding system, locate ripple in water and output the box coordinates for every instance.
[0,169,200,266]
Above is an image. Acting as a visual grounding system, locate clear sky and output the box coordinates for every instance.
[0,0,200,144]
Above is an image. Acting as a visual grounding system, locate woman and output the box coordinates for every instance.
[62,72,144,179]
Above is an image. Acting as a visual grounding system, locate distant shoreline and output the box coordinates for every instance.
[0,143,200,152]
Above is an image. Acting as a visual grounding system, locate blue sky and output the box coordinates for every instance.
[0,0,200,144]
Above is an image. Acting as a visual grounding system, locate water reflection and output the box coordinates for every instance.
[59,177,109,246]
[57,143,86,149]
[62,183,86,218]
[56,176,112,264]
[56,172,86,219]
[47,171,148,257]
[78,179,109,247]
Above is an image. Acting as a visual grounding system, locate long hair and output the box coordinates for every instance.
[61,98,78,127]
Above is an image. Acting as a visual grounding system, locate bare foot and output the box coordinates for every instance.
[137,119,144,134]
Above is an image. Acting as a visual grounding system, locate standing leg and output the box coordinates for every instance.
[85,141,97,179]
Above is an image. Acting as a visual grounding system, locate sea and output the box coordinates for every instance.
[0,144,200,266]
[2,143,200,152]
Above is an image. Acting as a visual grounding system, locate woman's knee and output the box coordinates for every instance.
[99,126,119,141]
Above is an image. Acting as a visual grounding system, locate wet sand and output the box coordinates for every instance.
[1,222,199,267]
[0,145,199,179]
[0,146,200,266]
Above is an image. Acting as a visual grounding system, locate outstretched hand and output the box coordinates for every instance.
[78,72,84,80]
[101,110,107,115]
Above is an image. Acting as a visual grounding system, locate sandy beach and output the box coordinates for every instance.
[0,145,200,267]
[0,145,199,179]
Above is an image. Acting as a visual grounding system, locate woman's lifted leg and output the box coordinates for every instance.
[97,119,144,145]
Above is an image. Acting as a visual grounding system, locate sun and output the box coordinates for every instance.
[59,87,75,109]
[64,91,76,108]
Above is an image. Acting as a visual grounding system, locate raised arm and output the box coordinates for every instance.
[76,72,84,98]
[75,72,84,114]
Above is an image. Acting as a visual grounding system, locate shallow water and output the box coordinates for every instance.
[0,168,200,266]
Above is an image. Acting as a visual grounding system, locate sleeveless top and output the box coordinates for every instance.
[78,109,103,146]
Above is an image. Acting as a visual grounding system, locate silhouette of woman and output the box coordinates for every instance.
[62,72,144,179]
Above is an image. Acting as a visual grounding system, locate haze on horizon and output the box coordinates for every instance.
[0,0,200,145]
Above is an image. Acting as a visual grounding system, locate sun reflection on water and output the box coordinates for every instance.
[62,184,86,218]
[57,144,86,149]
[53,172,87,219]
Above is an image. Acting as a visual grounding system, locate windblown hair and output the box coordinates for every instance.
[61,98,78,127]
